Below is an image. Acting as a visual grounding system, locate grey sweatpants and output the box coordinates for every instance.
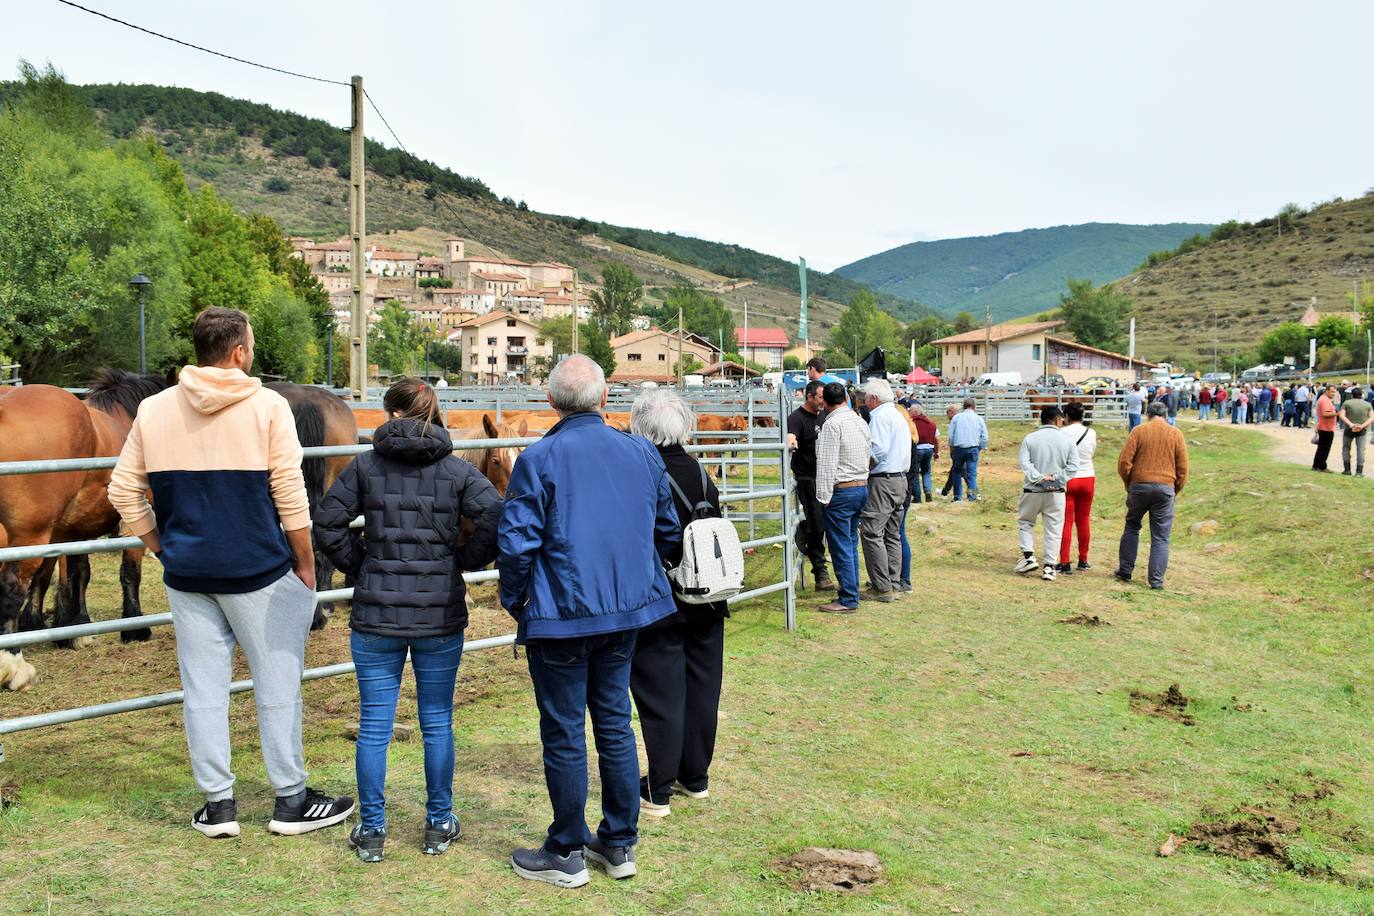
[167,572,315,802]
[1017,491,1065,563]
[1117,483,1176,588]
[860,475,908,592]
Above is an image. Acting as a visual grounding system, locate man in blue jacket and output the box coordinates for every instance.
[499,355,680,887]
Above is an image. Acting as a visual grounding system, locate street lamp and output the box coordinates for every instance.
[129,273,151,374]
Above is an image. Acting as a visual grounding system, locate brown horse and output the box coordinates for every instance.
[452,413,532,496]
[0,371,167,654]
[266,383,364,630]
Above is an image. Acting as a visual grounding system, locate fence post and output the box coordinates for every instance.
[779,389,797,632]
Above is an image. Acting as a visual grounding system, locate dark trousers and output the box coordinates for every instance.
[1313,429,1335,470]
[526,629,639,854]
[629,617,725,805]
[793,477,829,581]
[1117,483,1176,588]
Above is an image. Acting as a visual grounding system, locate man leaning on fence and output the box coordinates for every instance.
[859,379,911,601]
[787,380,835,592]
[497,354,681,888]
[108,307,353,841]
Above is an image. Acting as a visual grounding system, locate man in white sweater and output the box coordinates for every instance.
[1016,405,1079,581]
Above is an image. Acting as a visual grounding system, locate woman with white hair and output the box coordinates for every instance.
[627,389,729,819]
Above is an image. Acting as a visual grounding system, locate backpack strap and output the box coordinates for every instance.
[666,470,713,520]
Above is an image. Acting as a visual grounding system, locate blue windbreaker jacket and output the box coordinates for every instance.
[497,412,680,642]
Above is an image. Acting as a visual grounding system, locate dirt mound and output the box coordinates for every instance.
[1190,806,1299,864]
[777,847,883,893]
[1129,683,1196,726]
[1059,613,1110,627]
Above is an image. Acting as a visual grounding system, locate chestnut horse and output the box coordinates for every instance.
[266,383,364,630]
[452,413,532,496]
[0,371,167,655]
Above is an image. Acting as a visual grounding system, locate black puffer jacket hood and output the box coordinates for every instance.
[312,423,502,638]
[372,418,453,465]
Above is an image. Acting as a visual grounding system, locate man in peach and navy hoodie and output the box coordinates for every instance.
[109,307,353,839]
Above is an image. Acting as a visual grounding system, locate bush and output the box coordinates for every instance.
[263,176,291,193]
[305,147,325,168]
[418,277,453,289]
[783,355,801,370]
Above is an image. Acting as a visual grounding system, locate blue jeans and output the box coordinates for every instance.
[1233,405,1247,424]
[351,630,465,831]
[1128,413,1141,431]
[526,629,639,854]
[822,485,866,608]
[1199,404,1211,421]
[950,446,980,500]
[914,446,935,500]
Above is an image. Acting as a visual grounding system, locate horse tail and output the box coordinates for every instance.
[292,399,328,513]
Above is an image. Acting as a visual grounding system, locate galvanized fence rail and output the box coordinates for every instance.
[0,428,800,754]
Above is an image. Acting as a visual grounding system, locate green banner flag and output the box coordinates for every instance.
[798,257,808,344]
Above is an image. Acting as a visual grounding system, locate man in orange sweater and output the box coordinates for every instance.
[1113,401,1189,590]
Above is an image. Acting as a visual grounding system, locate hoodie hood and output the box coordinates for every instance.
[373,418,454,465]
[177,365,262,415]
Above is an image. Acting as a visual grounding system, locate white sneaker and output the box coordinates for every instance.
[640,796,671,818]
[1014,556,1038,574]
[673,781,709,799]
[1042,565,1057,581]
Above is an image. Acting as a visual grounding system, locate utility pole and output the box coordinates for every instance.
[1212,307,1218,375]
[677,305,684,384]
[572,269,580,355]
[348,75,368,401]
[984,304,992,373]
[743,298,750,365]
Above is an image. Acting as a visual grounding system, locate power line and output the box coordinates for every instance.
[53,0,350,87]
[364,88,529,272]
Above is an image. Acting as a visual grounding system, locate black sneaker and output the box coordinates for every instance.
[267,787,355,836]
[511,846,589,888]
[348,824,385,863]
[1113,570,1132,583]
[192,798,240,839]
[585,836,637,879]
[1077,561,1092,571]
[422,815,461,855]
[1056,563,1074,576]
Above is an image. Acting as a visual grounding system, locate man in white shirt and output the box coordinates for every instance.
[858,379,911,602]
[1015,405,1079,581]
[814,382,871,613]
[1294,383,1312,428]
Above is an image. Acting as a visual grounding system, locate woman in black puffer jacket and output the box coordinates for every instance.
[313,378,501,863]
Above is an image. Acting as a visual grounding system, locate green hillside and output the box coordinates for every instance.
[836,222,1213,321]
[28,82,933,331]
[1107,194,1374,370]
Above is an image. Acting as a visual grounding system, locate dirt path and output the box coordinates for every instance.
[1207,417,1371,475]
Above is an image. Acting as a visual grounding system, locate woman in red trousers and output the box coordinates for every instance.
[1056,401,1097,574]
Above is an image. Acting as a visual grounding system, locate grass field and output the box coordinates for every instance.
[3,421,1374,913]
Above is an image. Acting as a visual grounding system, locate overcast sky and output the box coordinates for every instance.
[8,1,1374,270]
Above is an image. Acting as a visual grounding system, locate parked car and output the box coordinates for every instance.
[1033,373,1067,388]
[974,371,1024,386]
[1201,372,1232,384]
[1077,376,1120,391]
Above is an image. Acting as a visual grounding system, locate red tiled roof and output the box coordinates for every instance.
[735,327,789,347]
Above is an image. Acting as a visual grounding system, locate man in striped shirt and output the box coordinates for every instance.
[815,382,871,613]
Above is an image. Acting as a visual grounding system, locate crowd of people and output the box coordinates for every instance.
[104,311,1201,888]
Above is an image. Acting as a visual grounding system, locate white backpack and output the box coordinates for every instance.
[666,465,745,604]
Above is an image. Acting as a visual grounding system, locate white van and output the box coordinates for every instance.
[974,372,1022,387]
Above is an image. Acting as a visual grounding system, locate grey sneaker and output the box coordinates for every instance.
[422,815,461,855]
[348,824,385,863]
[511,847,590,888]
[585,837,637,879]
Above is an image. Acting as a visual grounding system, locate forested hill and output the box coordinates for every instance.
[835,222,1213,321]
[30,81,933,322]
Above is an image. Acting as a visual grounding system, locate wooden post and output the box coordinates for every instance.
[349,75,368,401]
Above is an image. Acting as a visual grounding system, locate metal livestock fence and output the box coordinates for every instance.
[0,430,801,761]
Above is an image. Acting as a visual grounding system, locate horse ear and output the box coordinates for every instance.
[482,413,498,438]
[517,417,529,436]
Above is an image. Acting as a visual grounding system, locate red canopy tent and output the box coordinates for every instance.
[904,367,939,384]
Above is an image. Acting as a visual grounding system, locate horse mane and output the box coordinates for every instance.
[85,369,168,419]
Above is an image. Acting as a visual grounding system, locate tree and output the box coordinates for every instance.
[822,290,906,370]
[1258,322,1311,365]
[905,315,952,349]
[1057,278,1133,352]
[674,353,704,376]
[663,286,734,352]
[590,263,642,337]
[951,311,978,334]
[538,316,617,379]
[1313,315,1356,350]
[369,300,423,375]
[783,355,801,370]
